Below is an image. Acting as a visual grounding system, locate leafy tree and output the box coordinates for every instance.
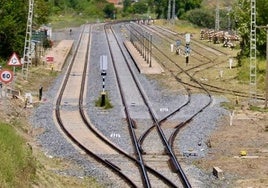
[0,0,28,58]
[184,8,214,28]
[153,0,202,19]
[154,0,167,19]
[123,0,132,13]
[176,0,202,18]
[0,0,49,60]
[133,1,148,14]
[103,3,116,19]
[35,0,50,26]
[233,0,268,59]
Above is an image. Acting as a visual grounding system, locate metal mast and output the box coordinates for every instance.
[215,0,220,31]
[249,0,257,102]
[256,25,268,108]
[167,0,171,20]
[22,0,34,80]
[172,0,176,20]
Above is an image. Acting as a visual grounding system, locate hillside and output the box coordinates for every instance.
[201,0,235,9]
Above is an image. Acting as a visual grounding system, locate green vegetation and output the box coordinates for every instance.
[233,0,268,59]
[249,105,268,112]
[0,0,49,59]
[237,58,266,91]
[95,92,113,109]
[0,122,36,187]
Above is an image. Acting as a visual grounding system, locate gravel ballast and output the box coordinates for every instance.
[31,23,230,187]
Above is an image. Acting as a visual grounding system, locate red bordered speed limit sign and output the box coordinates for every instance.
[0,70,13,84]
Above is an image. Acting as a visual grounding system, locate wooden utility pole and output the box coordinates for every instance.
[256,25,268,108]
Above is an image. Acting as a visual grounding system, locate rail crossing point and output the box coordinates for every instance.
[0,70,14,84]
[7,52,22,66]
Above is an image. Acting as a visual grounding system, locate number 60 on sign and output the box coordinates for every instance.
[0,70,14,84]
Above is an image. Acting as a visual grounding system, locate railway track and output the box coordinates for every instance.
[52,20,263,187]
[139,23,265,100]
[108,22,196,187]
[105,22,182,187]
[54,24,142,187]
[124,21,213,156]
[54,23,185,187]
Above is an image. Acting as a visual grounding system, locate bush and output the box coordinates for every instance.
[95,92,113,109]
[183,8,214,28]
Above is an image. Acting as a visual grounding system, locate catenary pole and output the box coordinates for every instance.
[256,25,268,108]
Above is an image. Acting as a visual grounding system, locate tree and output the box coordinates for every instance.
[233,0,268,59]
[0,0,28,59]
[154,0,167,19]
[184,8,214,28]
[103,3,116,19]
[133,1,148,14]
[153,0,202,19]
[0,0,49,60]
[123,0,132,13]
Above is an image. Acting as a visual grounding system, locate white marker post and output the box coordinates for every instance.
[229,110,235,126]
[220,70,223,78]
[229,58,233,69]
[100,55,108,107]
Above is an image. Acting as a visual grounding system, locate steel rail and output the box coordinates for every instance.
[54,24,137,188]
[112,23,192,188]
[148,25,265,100]
[104,23,151,188]
[109,23,181,187]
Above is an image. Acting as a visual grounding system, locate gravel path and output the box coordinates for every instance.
[31,23,230,187]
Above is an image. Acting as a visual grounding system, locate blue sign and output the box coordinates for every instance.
[176,40,181,47]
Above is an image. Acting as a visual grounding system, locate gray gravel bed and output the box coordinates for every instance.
[30,23,231,187]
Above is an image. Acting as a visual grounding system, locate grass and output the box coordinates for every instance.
[237,58,266,91]
[95,92,113,109]
[0,13,105,185]
[0,122,36,188]
[155,19,200,34]
[48,14,102,29]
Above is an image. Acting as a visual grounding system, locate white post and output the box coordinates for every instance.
[171,44,174,52]
[229,110,235,126]
[229,58,233,69]
[220,70,223,78]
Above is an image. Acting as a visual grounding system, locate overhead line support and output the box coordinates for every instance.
[22,0,34,80]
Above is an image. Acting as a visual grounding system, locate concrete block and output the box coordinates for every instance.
[213,166,224,179]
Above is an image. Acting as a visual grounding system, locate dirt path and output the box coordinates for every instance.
[197,108,268,187]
